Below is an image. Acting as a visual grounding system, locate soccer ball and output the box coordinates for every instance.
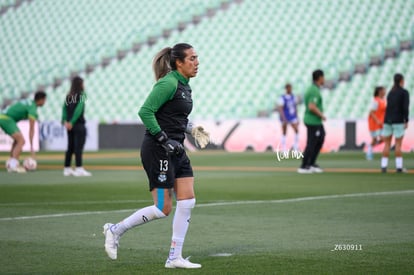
[23,157,37,171]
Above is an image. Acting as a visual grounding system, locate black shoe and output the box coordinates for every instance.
[396,168,407,173]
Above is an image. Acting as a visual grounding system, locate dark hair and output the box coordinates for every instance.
[373,86,384,97]
[34,91,47,101]
[68,76,84,97]
[153,43,193,80]
[285,83,291,89]
[312,69,324,82]
[392,73,404,91]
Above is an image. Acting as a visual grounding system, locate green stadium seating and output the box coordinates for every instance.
[323,50,414,119]
[1,0,413,121]
[0,0,230,99]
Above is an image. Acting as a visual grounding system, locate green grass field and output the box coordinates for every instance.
[0,151,413,274]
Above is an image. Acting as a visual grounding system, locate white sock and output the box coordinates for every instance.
[169,198,195,260]
[281,135,286,151]
[8,158,19,169]
[111,205,165,236]
[381,157,388,168]
[294,134,299,150]
[396,157,403,169]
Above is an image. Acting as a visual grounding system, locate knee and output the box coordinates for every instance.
[177,198,196,209]
[162,204,173,216]
[156,202,173,216]
[395,146,402,156]
[17,137,25,146]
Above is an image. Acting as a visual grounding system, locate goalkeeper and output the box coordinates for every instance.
[103,43,209,269]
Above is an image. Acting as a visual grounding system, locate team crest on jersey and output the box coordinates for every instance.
[158,172,167,182]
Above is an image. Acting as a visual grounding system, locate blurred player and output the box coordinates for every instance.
[0,91,47,172]
[298,70,326,174]
[103,43,209,269]
[62,76,91,177]
[381,73,410,173]
[366,86,386,160]
[277,83,301,151]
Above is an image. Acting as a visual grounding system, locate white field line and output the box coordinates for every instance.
[0,190,413,222]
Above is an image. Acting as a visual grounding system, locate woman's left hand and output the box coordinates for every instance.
[64,122,73,130]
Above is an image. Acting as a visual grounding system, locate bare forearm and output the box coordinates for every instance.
[29,129,34,151]
[278,107,286,121]
[369,111,381,125]
[309,105,324,119]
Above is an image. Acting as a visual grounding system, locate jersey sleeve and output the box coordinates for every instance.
[403,90,410,122]
[70,98,85,125]
[370,99,378,111]
[307,86,319,105]
[277,96,284,107]
[310,95,319,104]
[138,76,177,135]
[27,102,38,120]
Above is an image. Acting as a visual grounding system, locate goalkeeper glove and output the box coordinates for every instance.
[154,131,184,155]
[191,126,210,149]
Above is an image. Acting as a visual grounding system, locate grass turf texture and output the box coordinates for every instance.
[0,151,413,274]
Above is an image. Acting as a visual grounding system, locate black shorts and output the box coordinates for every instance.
[140,136,193,191]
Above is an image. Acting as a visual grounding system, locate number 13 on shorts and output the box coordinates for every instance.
[160,160,169,172]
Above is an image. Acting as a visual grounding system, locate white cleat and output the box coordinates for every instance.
[8,166,27,173]
[63,168,75,176]
[165,256,202,269]
[103,223,119,260]
[297,167,313,174]
[73,167,92,177]
[310,165,323,173]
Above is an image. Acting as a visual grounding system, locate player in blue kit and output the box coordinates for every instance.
[277,83,301,151]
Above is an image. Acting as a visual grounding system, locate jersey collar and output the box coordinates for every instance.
[312,82,321,89]
[172,70,189,85]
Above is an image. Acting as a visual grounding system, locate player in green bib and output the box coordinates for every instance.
[298,70,326,173]
[0,91,47,172]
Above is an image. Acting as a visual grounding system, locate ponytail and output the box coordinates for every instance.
[153,47,172,81]
[68,76,84,98]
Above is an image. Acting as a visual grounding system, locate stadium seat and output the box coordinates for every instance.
[1,0,413,121]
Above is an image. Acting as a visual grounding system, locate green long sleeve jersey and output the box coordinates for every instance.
[62,93,86,125]
[138,71,193,142]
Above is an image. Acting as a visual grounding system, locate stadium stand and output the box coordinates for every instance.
[0,0,231,98]
[323,50,414,119]
[1,0,413,122]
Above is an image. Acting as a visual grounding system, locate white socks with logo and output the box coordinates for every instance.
[111,205,166,236]
[109,198,196,260]
[169,198,195,260]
